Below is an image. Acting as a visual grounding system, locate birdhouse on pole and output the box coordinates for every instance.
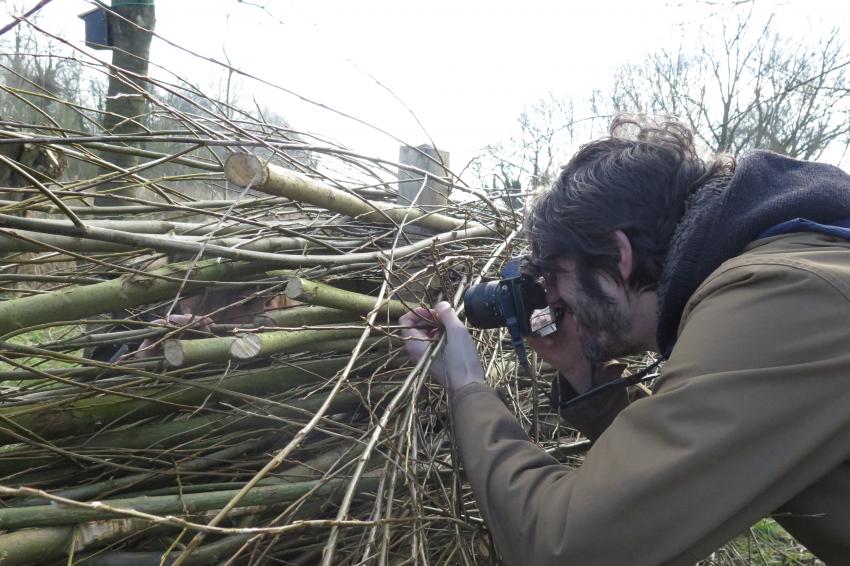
[79,7,112,50]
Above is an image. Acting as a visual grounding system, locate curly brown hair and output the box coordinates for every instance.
[525,114,735,293]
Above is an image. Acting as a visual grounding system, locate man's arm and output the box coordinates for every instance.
[450,257,850,565]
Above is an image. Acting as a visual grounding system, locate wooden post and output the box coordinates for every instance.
[397,145,450,237]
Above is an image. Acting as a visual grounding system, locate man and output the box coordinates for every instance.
[401,116,850,565]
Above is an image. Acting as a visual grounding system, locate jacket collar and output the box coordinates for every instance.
[656,150,850,354]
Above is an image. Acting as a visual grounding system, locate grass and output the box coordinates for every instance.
[0,325,85,382]
[698,519,823,565]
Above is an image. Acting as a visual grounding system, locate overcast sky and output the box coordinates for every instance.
[25,0,850,174]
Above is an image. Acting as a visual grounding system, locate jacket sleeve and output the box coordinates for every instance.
[450,256,850,565]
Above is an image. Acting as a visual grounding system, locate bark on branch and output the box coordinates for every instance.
[225,153,476,233]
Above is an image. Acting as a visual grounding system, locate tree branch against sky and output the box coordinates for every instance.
[479,0,849,210]
[0,0,54,38]
[478,95,577,205]
[603,4,850,160]
[5,0,849,195]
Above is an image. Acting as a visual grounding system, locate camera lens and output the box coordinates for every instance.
[463,281,505,329]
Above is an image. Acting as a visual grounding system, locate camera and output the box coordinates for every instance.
[464,274,559,338]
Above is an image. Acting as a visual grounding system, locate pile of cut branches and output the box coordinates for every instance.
[0,7,587,563]
[0,99,586,566]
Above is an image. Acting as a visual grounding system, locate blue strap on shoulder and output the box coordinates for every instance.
[758,217,850,241]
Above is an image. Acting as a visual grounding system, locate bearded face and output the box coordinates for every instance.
[547,260,640,364]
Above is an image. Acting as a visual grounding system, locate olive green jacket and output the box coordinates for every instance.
[451,232,850,565]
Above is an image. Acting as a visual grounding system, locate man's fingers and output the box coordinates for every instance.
[401,307,438,327]
[404,340,428,361]
[399,311,420,327]
[399,313,416,336]
[401,327,429,341]
[401,302,463,364]
[434,301,464,332]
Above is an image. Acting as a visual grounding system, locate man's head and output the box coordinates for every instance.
[525,115,734,295]
[525,115,734,360]
[537,232,648,362]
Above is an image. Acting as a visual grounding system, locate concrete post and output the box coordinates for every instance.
[395,145,451,300]
[397,145,450,236]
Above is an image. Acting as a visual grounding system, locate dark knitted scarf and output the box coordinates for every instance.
[656,150,850,355]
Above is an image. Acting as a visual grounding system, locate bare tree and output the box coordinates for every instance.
[604,7,850,160]
[477,94,577,210]
[0,1,76,188]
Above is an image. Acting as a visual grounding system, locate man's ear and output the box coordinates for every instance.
[612,230,634,282]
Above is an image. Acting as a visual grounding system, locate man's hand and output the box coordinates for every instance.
[400,302,485,394]
[526,310,594,394]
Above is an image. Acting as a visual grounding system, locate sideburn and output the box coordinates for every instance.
[573,262,630,363]
[575,261,616,306]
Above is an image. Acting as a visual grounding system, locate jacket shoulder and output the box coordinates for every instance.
[681,232,850,330]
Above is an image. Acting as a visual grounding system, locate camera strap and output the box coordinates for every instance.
[556,358,665,410]
[498,285,527,358]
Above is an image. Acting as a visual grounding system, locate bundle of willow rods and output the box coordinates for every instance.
[0,15,591,563]
[0,116,593,565]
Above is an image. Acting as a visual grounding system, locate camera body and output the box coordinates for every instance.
[464,274,556,337]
